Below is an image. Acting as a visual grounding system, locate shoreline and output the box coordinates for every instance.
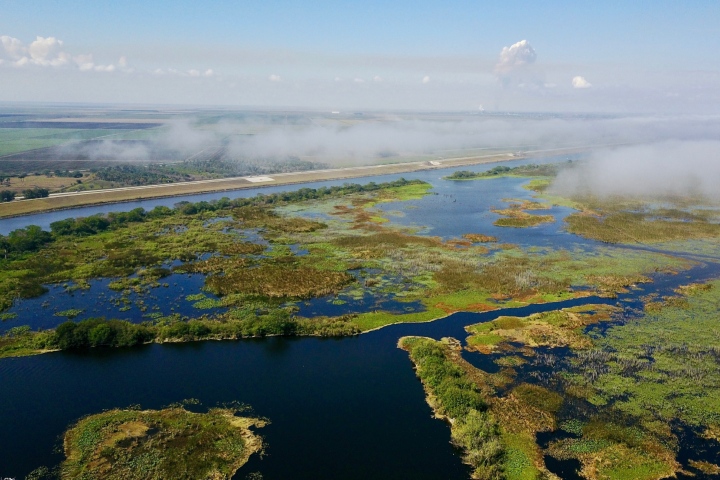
[0,146,589,219]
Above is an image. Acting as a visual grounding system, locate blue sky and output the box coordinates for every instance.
[1,0,719,111]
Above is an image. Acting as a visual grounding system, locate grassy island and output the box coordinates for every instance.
[59,406,265,480]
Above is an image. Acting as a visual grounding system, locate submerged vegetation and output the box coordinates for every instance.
[59,406,265,480]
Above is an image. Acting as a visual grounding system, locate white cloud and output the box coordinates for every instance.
[94,64,115,72]
[422,75,430,84]
[572,76,592,89]
[74,54,95,71]
[188,69,201,77]
[495,40,543,88]
[353,77,365,83]
[269,74,281,82]
[118,56,128,68]
[496,40,536,73]
[28,36,68,65]
[204,69,214,77]
[1,35,25,59]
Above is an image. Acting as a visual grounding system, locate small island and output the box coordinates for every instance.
[444,164,558,180]
[60,406,266,480]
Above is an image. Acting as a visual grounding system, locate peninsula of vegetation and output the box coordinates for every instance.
[401,280,720,479]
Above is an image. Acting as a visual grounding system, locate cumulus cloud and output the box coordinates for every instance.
[373,75,382,82]
[572,76,592,89]
[269,74,281,82]
[422,75,430,84]
[0,33,209,78]
[496,40,536,73]
[1,35,71,67]
[27,36,69,66]
[1,35,25,59]
[551,141,720,199]
[495,39,543,88]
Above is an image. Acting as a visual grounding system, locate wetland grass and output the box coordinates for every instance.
[60,406,265,480]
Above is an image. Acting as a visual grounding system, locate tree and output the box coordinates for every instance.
[0,190,15,202]
[7,225,53,253]
[22,187,50,199]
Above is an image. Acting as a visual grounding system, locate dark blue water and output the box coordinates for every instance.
[0,295,618,480]
[0,271,225,334]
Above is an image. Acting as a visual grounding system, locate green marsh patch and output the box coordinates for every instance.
[60,406,266,480]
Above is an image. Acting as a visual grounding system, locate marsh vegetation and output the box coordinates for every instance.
[58,405,265,480]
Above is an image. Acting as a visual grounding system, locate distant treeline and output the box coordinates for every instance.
[92,157,328,187]
[0,187,50,202]
[0,178,426,256]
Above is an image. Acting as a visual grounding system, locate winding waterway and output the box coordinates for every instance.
[1,156,718,479]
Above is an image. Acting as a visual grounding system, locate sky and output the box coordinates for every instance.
[1,0,719,112]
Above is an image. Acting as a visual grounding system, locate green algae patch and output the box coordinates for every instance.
[570,279,720,428]
[61,406,266,480]
[546,436,677,480]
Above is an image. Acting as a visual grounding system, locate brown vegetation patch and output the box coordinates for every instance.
[462,233,498,243]
[586,274,651,295]
[689,460,720,475]
[333,230,442,249]
[205,264,353,299]
[565,210,720,244]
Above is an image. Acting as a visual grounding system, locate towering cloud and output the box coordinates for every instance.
[495,40,540,88]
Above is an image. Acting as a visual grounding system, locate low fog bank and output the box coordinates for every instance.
[40,114,720,168]
[551,140,720,199]
[234,115,720,163]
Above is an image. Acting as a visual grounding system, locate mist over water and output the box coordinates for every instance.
[551,140,720,199]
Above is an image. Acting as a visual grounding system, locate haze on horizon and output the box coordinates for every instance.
[1,0,719,114]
